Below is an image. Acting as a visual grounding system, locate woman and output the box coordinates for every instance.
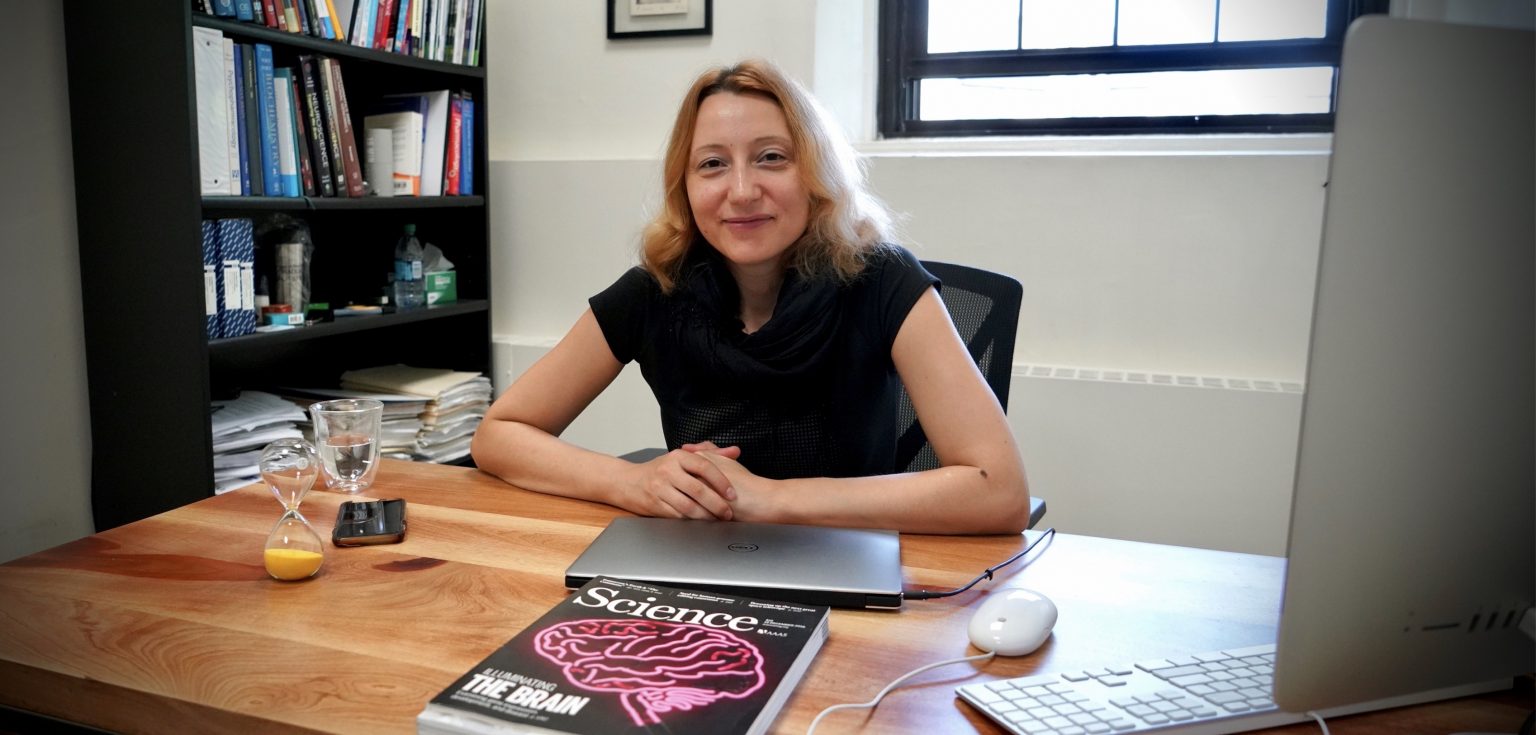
[471,60,1030,534]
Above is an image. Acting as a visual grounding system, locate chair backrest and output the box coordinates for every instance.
[894,261,1023,473]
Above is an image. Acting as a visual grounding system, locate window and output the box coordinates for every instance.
[878,0,1389,137]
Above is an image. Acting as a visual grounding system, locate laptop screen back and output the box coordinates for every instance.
[564,518,904,609]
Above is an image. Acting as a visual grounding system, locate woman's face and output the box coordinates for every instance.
[685,92,811,272]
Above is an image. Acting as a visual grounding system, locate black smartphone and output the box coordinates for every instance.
[332,499,407,546]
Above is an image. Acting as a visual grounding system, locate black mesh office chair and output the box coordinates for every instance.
[621,259,1046,529]
[899,261,1045,529]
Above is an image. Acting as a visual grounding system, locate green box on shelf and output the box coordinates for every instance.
[425,271,457,305]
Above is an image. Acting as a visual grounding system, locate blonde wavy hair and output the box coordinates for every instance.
[640,59,894,293]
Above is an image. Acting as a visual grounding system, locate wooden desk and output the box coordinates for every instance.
[0,460,1527,734]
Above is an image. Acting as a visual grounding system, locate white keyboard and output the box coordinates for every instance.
[957,643,1312,735]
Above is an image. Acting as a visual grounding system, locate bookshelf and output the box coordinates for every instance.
[63,1,490,530]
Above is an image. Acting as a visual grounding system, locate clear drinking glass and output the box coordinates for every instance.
[309,398,383,493]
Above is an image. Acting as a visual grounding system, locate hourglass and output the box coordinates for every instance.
[259,439,324,581]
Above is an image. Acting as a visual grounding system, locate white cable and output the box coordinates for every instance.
[1307,711,1332,735]
[805,651,996,735]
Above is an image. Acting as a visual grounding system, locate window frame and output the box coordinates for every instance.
[878,0,1390,138]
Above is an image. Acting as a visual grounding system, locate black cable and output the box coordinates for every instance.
[902,527,1056,600]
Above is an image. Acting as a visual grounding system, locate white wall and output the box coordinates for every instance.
[489,0,819,161]
[1398,0,1535,28]
[868,151,1328,379]
[0,1,94,562]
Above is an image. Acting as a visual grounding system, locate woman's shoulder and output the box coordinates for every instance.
[854,243,935,288]
[592,265,665,313]
[603,265,663,295]
[840,243,937,345]
[864,243,923,271]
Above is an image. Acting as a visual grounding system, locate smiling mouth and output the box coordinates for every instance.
[724,215,773,229]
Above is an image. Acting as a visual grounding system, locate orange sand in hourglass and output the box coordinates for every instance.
[265,547,323,580]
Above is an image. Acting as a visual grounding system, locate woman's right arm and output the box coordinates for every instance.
[470,308,737,519]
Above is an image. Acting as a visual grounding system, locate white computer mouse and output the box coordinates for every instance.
[968,588,1058,656]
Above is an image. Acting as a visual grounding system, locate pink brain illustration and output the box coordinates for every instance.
[535,619,767,726]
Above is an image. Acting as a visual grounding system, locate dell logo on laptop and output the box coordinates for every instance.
[728,543,759,553]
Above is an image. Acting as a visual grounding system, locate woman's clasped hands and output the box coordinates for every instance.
[618,441,772,522]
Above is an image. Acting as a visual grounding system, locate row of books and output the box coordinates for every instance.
[195,0,486,67]
[198,0,344,41]
[195,30,366,198]
[202,218,258,339]
[350,0,485,66]
[195,27,475,198]
[362,89,476,197]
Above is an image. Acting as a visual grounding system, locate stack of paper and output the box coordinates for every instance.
[339,365,493,464]
[413,377,492,462]
[379,414,427,459]
[275,387,429,460]
[210,391,308,494]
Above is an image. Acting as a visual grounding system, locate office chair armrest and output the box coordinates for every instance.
[1028,496,1047,530]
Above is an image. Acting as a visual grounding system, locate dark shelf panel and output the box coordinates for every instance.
[192,15,484,78]
[202,195,484,211]
[209,299,488,353]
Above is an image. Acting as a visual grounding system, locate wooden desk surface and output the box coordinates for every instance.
[0,460,1527,734]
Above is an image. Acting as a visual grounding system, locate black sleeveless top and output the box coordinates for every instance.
[590,244,937,480]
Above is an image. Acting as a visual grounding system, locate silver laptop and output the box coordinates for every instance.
[564,517,904,609]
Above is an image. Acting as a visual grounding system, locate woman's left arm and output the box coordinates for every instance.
[700,287,1032,534]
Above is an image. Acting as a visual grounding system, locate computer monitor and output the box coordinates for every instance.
[1273,16,1533,712]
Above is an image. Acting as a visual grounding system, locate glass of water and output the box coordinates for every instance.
[309,398,383,493]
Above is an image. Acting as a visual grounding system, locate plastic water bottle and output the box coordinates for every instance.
[393,224,425,310]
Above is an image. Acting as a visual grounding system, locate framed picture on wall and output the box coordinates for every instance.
[607,0,712,39]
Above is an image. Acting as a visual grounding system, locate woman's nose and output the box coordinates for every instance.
[727,168,760,203]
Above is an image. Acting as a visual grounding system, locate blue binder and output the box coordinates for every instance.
[234,218,257,336]
[202,220,222,339]
[216,218,257,336]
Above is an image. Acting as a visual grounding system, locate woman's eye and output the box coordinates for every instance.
[696,158,725,171]
[759,151,789,164]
